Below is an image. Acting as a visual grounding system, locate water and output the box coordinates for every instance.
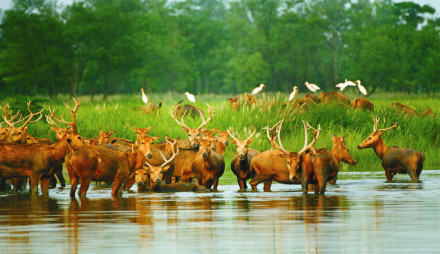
[1,171,440,253]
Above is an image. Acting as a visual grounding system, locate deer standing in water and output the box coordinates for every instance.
[228,127,258,191]
[299,133,357,194]
[357,116,424,183]
[249,120,320,191]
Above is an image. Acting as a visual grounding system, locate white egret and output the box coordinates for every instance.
[288,86,298,102]
[251,83,266,95]
[335,79,356,91]
[356,80,367,96]
[141,88,148,104]
[184,92,196,103]
[304,82,320,93]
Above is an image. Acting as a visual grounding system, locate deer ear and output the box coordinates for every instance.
[146,126,152,132]
[377,131,384,137]
[247,138,254,144]
[231,139,237,145]
[163,165,171,172]
[331,133,336,139]
[153,136,160,141]
[109,130,114,135]
[23,126,28,131]
[50,126,57,132]
[182,127,189,132]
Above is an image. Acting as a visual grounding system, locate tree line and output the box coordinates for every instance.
[0,0,439,98]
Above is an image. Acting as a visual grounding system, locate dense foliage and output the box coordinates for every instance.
[0,0,439,98]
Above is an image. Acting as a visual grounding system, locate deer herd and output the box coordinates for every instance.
[0,97,426,198]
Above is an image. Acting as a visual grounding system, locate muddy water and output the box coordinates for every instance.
[1,171,440,253]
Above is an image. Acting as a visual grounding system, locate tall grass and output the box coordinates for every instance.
[3,92,439,184]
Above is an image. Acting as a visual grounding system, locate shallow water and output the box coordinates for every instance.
[1,171,440,253]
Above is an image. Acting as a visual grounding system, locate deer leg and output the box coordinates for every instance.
[302,173,309,194]
[55,164,65,187]
[385,169,393,182]
[407,168,419,183]
[78,178,91,197]
[212,178,219,192]
[237,177,245,191]
[40,177,51,196]
[48,175,57,189]
[249,175,268,192]
[112,178,124,198]
[328,175,337,184]
[29,174,40,196]
[263,180,272,192]
[70,176,79,198]
[123,175,135,191]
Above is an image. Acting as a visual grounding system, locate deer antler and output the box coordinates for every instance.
[373,116,397,133]
[227,128,240,143]
[0,103,25,127]
[145,141,179,169]
[170,104,191,130]
[18,101,44,129]
[197,103,215,129]
[298,121,321,156]
[263,119,283,150]
[48,97,81,133]
[272,119,290,155]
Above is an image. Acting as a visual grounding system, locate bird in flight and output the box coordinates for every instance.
[141,88,148,104]
[251,84,266,95]
[335,79,356,91]
[304,82,320,93]
[184,92,196,103]
[288,86,298,102]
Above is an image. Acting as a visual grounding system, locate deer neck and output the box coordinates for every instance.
[216,143,225,155]
[372,138,389,160]
[127,150,145,171]
[50,137,70,161]
[331,148,342,167]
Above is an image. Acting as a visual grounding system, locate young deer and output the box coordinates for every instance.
[228,127,258,191]
[357,116,424,183]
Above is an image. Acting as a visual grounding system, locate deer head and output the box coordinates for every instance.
[357,116,397,149]
[212,128,230,147]
[97,130,114,145]
[331,134,357,166]
[144,139,179,189]
[133,126,152,141]
[171,103,215,149]
[6,101,43,144]
[228,127,256,160]
[272,120,321,183]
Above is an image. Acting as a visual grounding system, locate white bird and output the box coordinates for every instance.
[335,79,356,91]
[288,86,298,102]
[184,92,196,103]
[251,83,266,95]
[141,88,148,104]
[356,80,367,96]
[304,82,320,93]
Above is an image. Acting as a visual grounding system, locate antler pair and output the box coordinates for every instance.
[373,116,397,133]
[269,119,321,156]
[47,98,81,133]
[1,101,43,128]
[145,138,179,169]
[170,103,215,130]
[227,126,256,143]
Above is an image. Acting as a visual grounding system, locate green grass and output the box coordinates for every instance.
[2,92,440,185]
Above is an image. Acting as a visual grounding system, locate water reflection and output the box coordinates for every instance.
[1,171,440,253]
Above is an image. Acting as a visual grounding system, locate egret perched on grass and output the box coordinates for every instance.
[304,82,320,93]
[288,86,298,102]
[356,80,367,96]
[141,88,148,104]
[251,84,266,95]
[336,79,356,91]
[184,92,196,103]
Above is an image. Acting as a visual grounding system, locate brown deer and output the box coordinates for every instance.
[352,97,374,111]
[144,140,179,191]
[0,99,83,196]
[300,134,357,194]
[191,137,225,191]
[173,102,204,118]
[228,126,258,191]
[2,101,44,144]
[212,128,230,155]
[0,105,25,142]
[390,102,417,116]
[320,91,351,105]
[171,103,214,150]
[357,116,424,183]
[67,134,152,198]
[249,120,320,191]
[228,96,241,111]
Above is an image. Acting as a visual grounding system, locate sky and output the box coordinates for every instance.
[1,0,439,16]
